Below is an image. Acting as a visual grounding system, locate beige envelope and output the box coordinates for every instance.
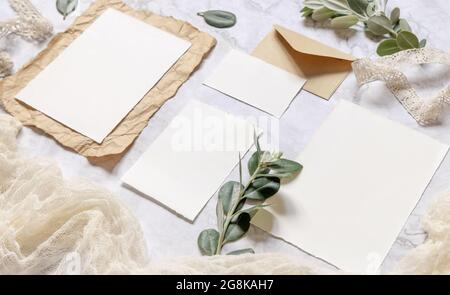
[252,24,356,100]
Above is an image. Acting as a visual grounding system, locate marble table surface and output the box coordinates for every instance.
[1,0,450,274]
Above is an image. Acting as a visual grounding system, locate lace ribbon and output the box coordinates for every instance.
[352,48,450,126]
[0,0,53,78]
[0,52,13,78]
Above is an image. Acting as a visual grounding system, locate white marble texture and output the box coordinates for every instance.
[1,0,450,273]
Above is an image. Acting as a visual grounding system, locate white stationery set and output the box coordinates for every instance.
[14,6,450,273]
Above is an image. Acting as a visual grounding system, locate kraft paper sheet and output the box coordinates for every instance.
[0,0,216,158]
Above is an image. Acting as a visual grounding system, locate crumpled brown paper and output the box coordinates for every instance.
[0,0,216,157]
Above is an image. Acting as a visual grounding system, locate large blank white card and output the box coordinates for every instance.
[16,8,191,143]
[203,49,306,118]
[252,100,448,274]
[122,100,255,221]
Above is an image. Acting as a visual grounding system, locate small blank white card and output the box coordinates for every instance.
[16,8,191,143]
[122,100,255,221]
[252,100,448,273]
[203,49,305,118]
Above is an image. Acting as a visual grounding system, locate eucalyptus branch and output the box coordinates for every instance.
[301,0,426,56]
[197,133,303,256]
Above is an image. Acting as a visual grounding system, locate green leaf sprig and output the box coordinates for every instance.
[301,0,426,56]
[198,133,303,256]
[197,10,237,28]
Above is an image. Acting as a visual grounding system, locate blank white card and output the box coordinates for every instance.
[203,49,305,118]
[16,8,191,143]
[122,100,255,221]
[252,100,448,273]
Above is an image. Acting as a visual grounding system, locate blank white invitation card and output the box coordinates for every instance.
[16,8,191,143]
[252,100,448,273]
[122,100,255,221]
[203,49,306,118]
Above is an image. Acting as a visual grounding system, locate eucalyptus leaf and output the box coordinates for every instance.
[244,177,280,201]
[396,31,419,49]
[419,39,427,48]
[376,39,401,56]
[198,229,219,256]
[248,151,260,176]
[390,7,400,24]
[312,7,335,21]
[227,248,255,255]
[367,15,392,36]
[56,0,78,20]
[304,0,325,10]
[398,18,412,32]
[322,0,351,13]
[330,15,359,29]
[219,181,243,215]
[197,10,237,28]
[248,151,271,176]
[267,159,303,178]
[224,213,251,243]
[301,7,315,17]
[347,0,369,16]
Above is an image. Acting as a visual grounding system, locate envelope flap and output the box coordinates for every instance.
[274,25,356,61]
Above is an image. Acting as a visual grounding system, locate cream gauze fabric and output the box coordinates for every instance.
[0,0,53,77]
[352,48,450,126]
[0,113,448,274]
[393,189,450,275]
[0,114,149,274]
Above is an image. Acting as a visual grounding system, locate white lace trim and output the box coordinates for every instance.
[352,48,450,126]
[0,0,53,77]
[0,51,13,78]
